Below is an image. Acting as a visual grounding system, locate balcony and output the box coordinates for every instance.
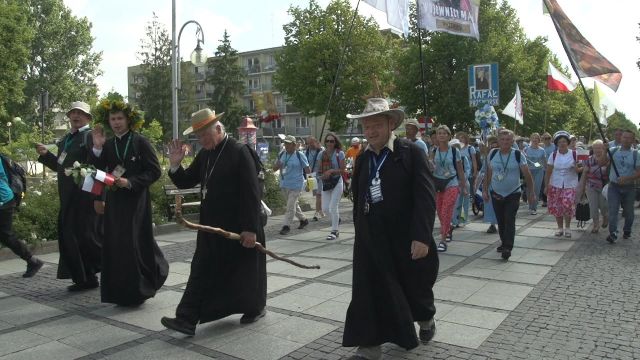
[246,65,262,74]
[295,127,311,136]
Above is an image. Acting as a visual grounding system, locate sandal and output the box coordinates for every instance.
[591,227,600,234]
[564,230,572,238]
[326,231,339,240]
[446,228,453,243]
[554,229,563,237]
[437,241,447,252]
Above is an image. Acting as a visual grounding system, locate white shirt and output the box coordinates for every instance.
[548,150,579,188]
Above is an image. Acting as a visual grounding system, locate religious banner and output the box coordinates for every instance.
[468,63,499,107]
[543,0,622,91]
[417,0,480,40]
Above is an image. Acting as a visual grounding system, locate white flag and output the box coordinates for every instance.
[364,0,410,36]
[502,84,523,124]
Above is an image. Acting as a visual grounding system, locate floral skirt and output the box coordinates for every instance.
[548,186,576,218]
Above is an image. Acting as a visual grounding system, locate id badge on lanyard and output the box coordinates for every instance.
[368,151,389,205]
[57,151,67,165]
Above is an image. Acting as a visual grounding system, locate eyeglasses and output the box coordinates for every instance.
[325,139,335,143]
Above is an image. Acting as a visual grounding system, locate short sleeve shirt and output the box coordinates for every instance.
[460,145,476,177]
[413,139,429,155]
[488,149,526,197]
[279,151,309,190]
[524,146,546,171]
[609,147,640,183]
[547,151,579,188]
[433,146,460,188]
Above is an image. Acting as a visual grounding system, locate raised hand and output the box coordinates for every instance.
[92,124,106,150]
[168,139,186,167]
[35,143,48,156]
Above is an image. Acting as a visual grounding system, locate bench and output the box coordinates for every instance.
[163,184,201,221]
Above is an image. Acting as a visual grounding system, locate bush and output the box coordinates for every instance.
[263,169,286,212]
[13,179,60,246]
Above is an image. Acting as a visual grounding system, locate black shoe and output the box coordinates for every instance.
[67,279,99,292]
[486,225,497,234]
[419,319,436,344]
[501,249,511,260]
[23,258,44,278]
[298,219,309,229]
[606,234,616,244]
[541,202,547,207]
[240,308,266,324]
[446,228,453,242]
[623,232,631,239]
[279,226,290,235]
[496,246,504,253]
[161,316,196,336]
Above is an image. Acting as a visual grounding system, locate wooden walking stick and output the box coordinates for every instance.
[174,196,320,269]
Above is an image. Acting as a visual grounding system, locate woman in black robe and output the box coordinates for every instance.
[91,102,168,306]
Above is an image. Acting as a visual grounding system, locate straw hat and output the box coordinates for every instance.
[183,108,224,136]
[66,101,92,118]
[346,98,404,130]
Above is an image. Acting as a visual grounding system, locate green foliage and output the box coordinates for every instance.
[140,119,164,147]
[275,0,396,132]
[263,169,285,211]
[0,0,33,115]
[207,30,247,136]
[605,111,638,138]
[9,0,102,123]
[135,14,172,140]
[13,179,59,246]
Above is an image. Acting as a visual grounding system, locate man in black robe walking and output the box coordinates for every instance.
[342,98,439,359]
[161,108,266,336]
[36,101,102,291]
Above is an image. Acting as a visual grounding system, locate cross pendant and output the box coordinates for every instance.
[201,188,207,200]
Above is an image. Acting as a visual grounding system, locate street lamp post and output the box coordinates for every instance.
[6,122,12,145]
[171,0,207,140]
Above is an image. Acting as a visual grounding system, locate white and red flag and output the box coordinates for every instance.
[547,62,576,92]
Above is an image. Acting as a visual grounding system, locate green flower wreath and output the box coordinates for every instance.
[94,99,145,131]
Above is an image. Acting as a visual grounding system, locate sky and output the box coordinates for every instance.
[63,0,640,123]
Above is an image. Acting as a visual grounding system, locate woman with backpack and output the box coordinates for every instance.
[544,131,582,238]
[524,133,547,215]
[431,125,466,252]
[318,133,346,240]
[576,140,609,233]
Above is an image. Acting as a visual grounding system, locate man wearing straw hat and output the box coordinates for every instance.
[161,108,266,336]
[342,98,439,359]
[35,101,102,291]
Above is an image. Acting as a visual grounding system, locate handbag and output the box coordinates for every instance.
[575,198,590,228]
[433,176,455,192]
[322,175,340,191]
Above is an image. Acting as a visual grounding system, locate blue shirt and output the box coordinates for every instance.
[278,151,309,190]
[0,160,14,206]
[433,146,460,188]
[524,146,546,172]
[413,139,429,155]
[305,148,322,174]
[488,148,526,197]
[460,145,476,178]
[609,147,640,183]
[543,143,556,158]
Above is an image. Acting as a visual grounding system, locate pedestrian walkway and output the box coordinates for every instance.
[1,199,639,359]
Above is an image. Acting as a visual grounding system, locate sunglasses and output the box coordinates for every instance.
[325,139,336,143]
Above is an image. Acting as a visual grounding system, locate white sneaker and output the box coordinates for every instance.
[530,209,537,215]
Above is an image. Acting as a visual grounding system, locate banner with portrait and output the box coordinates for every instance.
[417,0,480,40]
[468,63,499,107]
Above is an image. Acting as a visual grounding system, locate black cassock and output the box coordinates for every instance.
[343,138,439,350]
[169,136,266,325]
[93,131,168,305]
[38,128,102,284]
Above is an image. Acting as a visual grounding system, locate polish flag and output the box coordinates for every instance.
[81,176,104,195]
[547,62,576,92]
[94,170,115,186]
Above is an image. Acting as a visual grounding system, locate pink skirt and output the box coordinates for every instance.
[548,186,576,218]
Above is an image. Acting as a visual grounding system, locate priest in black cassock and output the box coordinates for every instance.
[161,108,266,336]
[36,101,102,291]
[342,98,439,360]
[90,100,168,306]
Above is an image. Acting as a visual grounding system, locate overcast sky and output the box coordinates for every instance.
[63,0,640,123]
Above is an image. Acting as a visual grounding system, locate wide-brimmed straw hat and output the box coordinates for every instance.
[346,98,404,130]
[183,108,224,136]
[66,101,92,118]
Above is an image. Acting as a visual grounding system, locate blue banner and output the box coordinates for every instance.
[468,63,499,107]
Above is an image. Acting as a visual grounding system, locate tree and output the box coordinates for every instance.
[135,13,172,140]
[274,0,396,131]
[394,0,592,137]
[206,30,246,136]
[0,0,33,116]
[10,0,102,123]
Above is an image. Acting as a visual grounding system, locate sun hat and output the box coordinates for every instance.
[66,101,92,118]
[405,118,420,129]
[183,108,224,136]
[283,135,296,144]
[448,138,462,148]
[351,137,360,144]
[553,130,571,145]
[346,98,404,130]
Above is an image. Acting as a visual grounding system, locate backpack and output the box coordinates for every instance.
[245,144,268,226]
[0,154,27,208]
[489,148,523,179]
[551,149,577,164]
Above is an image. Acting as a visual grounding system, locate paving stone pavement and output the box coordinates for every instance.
[1,194,640,359]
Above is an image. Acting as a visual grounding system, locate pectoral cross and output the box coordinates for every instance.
[201,188,207,200]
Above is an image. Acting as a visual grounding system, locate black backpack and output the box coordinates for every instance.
[0,154,27,208]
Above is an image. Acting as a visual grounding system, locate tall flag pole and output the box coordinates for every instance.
[415,0,428,118]
[543,0,622,142]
